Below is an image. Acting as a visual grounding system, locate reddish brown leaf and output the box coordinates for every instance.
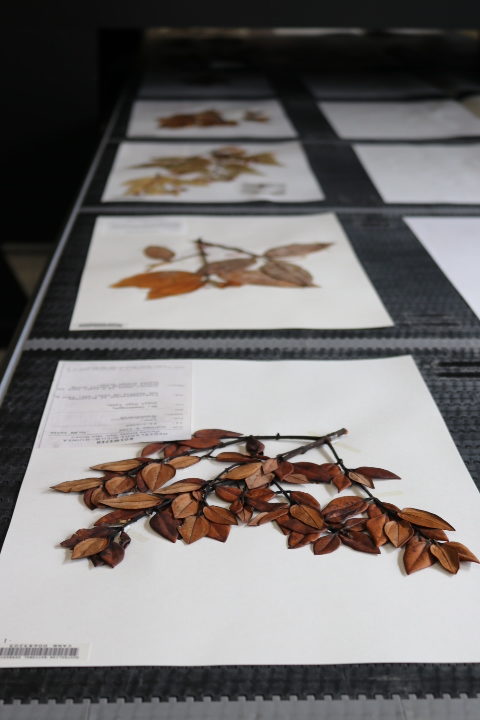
[274,461,294,479]
[94,509,144,526]
[60,526,112,548]
[288,531,321,549]
[260,261,315,287]
[384,519,414,548]
[163,444,183,458]
[202,257,255,276]
[367,504,383,519]
[179,515,210,544]
[366,514,387,547]
[100,493,161,510]
[193,428,242,439]
[344,517,367,531]
[430,543,460,574]
[51,477,103,493]
[172,493,199,519]
[248,506,289,526]
[348,471,374,489]
[224,462,263,480]
[340,531,381,554]
[168,456,201,469]
[322,496,368,524]
[215,486,242,502]
[277,514,316,535]
[443,541,480,564]
[105,475,136,496]
[282,473,309,485]
[112,271,205,300]
[83,488,98,510]
[89,486,112,508]
[416,527,449,541]
[265,242,332,259]
[207,522,231,543]
[332,473,352,492]
[246,488,275,501]
[398,508,454,531]
[246,436,265,456]
[262,458,279,473]
[150,509,179,542]
[71,537,109,559]
[290,504,324,530]
[293,462,341,483]
[178,437,222,449]
[354,466,400,480]
[91,459,142,473]
[141,441,169,456]
[215,452,252,463]
[118,531,131,549]
[245,471,273,490]
[234,504,253,524]
[144,245,175,261]
[204,505,238,525]
[99,542,125,568]
[156,479,205,495]
[313,534,341,555]
[403,539,435,575]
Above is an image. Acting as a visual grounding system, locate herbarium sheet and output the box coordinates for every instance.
[0,356,479,667]
[69,214,393,331]
[101,142,324,203]
[126,99,297,139]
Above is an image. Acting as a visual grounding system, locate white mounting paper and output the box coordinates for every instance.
[405,216,480,320]
[101,141,324,203]
[320,100,480,139]
[126,99,297,139]
[0,356,479,667]
[305,71,438,100]
[354,144,480,204]
[139,71,273,98]
[69,214,392,331]
[35,360,192,449]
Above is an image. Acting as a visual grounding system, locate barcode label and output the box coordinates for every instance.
[0,644,83,660]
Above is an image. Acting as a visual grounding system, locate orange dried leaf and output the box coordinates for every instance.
[403,539,435,575]
[348,471,374,489]
[384,519,414,548]
[366,515,387,547]
[112,271,204,300]
[144,245,175,261]
[430,543,460,574]
[443,541,479,564]
[398,508,454,531]
[172,493,199,519]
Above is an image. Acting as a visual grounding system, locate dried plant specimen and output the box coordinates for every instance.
[53,428,478,574]
[111,237,332,300]
[123,146,279,196]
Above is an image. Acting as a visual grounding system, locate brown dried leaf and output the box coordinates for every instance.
[344,517,367,531]
[430,543,460,574]
[234,504,253,524]
[105,475,136,496]
[354,466,400,480]
[313,534,341,555]
[83,488,97,510]
[340,531,381,554]
[168,456,201,469]
[282,473,309,485]
[332,473,352,492]
[194,428,242,439]
[248,506,289,526]
[322,496,368,523]
[293,462,340,483]
[201,257,255,276]
[99,542,125,568]
[51,477,103,493]
[247,152,280,165]
[398,508,454,531]
[207,522,231,542]
[443,541,480,564]
[288,531,320,549]
[224,462,263,480]
[290,504,324,530]
[348,471,374,489]
[262,458,279,473]
[91,459,142,473]
[100,493,161,510]
[155,479,205,495]
[94,509,144,526]
[90,486,112,508]
[366,514,388,547]
[217,269,297,287]
[215,452,253,463]
[245,471,273,490]
[261,261,315,287]
[144,246,175,261]
[71,537,109,559]
[384,519,414,548]
[265,242,332,259]
[60,526,112,548]
[215,486,242,502]
[246,436,265,456]
[150,509,180,542]
[118,531,131,549]
[112,271,204,300]
[172,493,199,519]
[178,437,222,449]
[179,515,210,544]
[204,505,238,525]
[277,514,317,535]
[416,527,449,541]
[288,491,321,509]
[141,441,169,456]
[163,444,184,458]
[141,462,176,491]
[403,539,435,575]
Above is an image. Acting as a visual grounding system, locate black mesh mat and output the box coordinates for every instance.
[28,212,480,341]
[0,347,479,702]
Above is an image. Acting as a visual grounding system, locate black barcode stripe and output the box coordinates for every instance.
[0,645,79,659]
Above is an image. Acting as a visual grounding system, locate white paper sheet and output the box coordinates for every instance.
[404,216,480,320]
[102,142,323,203]
[320,100,480,139]
[1,356,480,667]
[354,144,480,204]
[35,360,192,449]
[139,71,273,98]
[69,214,392,331]
[126,99,297,139]
[305,71,438,100]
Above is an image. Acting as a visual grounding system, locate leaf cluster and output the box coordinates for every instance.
[157,108,269,129]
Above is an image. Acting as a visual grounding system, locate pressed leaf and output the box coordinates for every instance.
[367,504,383,519]
[141,441,169,456]
[277,514,317,535]
[112,271,205,300]
[234,504,253,524]
[207,522,231,542]
[204,505,238,525]
[144,245,175,261]
[51,477,103,493]
[172,493,199,519]
[218,268,297,288]
[246,436,265,456]
[340,531,380,554]
[274,461,294,479]
[99,542,125,568]
[246,488,275,501]
[282,473,309,485]
[322,496,368,523]
[224,462,262,480]
[245,471,273,490]
[366,515,388,547]
[430,543,460,574]
[150,509,179,542]
[91,459,142,473]
[416,527,449,541]
[141,463,176,491]
[265,242,332,259]
[94,509,144,526]
[248,506,289,526]
[168,456,201,469]
[290,504,324,530]
[398,508,454,531]
[105,475,136,496]
[288,531,320,549]
[313,534,341,555]
[293,462,339,483]
[332,473,352,492]
[354,466,400,480]
[60,526,112,548]
[178,437,222,449]
[90,486,112,508]
[344,517,367,531]
[71,537,109,559]
[262,458,279,473]
[215,452,252,463]
[100,493,161,510]
[193,428,242,439]
[179,515,210,544]
[118,531,131,549]
[348,471,374,489]
[83,488,97,511]
[215,486,242,502]
[403,539,435,575]
[261,261,315,287]
[201,258,255,276]
[136,471,148,492]
[155,479,205,495]
[384,519,414,548]
[443,541,480,564]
